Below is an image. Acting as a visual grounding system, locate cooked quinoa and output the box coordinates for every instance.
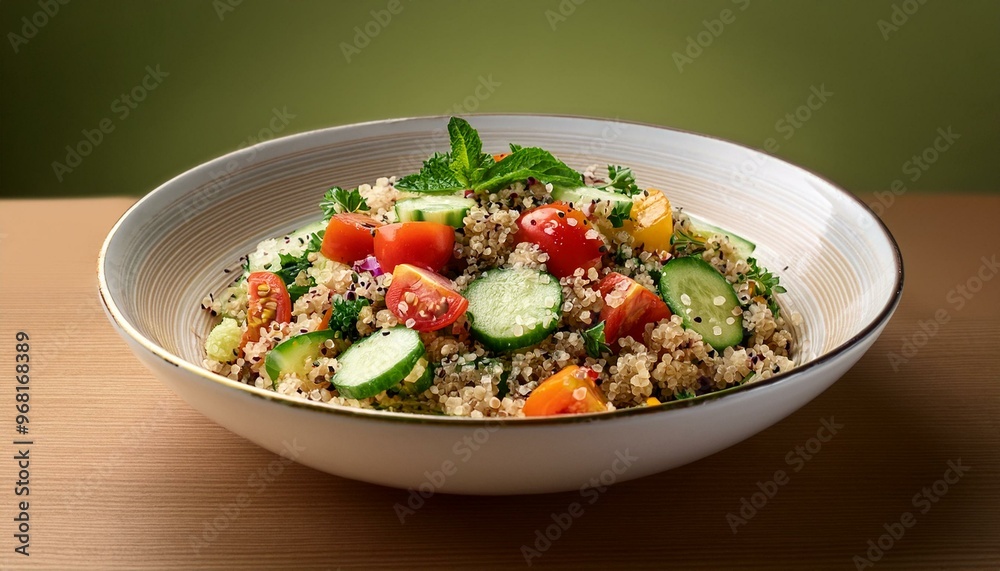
[200,118,797,418]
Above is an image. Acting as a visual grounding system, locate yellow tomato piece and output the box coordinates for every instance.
[645,397,661,407]
[626,189,672,254]
[523,366,608,417]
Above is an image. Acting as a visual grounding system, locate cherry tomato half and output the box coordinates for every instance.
[385,264,468,332]
[320,213,381,265]
[598,272,672,345]
[523,366,608,417]
[515,201,604,278]
[241,271,292,350]
[374,222,455,273]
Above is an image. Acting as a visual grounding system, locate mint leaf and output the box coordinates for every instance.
[475,147,582,192]
[447,117,493,187]
[396,152,465,192]
[320,187,368,218]
[582,321,612,358]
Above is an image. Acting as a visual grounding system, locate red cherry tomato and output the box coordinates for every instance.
[523,366,608,416]
[374,222,455,273]
[598,272,672,344]
[241,271,292,350]
[385,264,468,332]
[514,201,604,278]
[320,213,381,265]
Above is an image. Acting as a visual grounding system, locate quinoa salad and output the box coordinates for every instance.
[200,117,797,418]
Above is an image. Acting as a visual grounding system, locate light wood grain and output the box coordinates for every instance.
[1,195,998,570]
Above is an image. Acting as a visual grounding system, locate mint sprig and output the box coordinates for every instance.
[396,117,583,194]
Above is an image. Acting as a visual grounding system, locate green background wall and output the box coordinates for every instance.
[2,0,997,198]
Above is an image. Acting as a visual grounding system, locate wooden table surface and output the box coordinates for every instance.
[1,195,998,570]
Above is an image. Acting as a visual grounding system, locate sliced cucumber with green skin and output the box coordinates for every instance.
[331,327,424,399]
[687,215,755,260]
[394,195,475,227]
[464,268,562,352]
[389,357,433,396]
[658,256,743,350]
[551,186,632,209]
[265,330,346,388]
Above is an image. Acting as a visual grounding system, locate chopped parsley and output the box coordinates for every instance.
[582,321,612,358]
[327,296,370,341]
[744,257,787,318]
[320,187,368,218]
[607,201,633,228]
[674,388,696,400]
[601,165,641,197]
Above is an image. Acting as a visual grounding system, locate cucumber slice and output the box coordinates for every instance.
[389,357,433,396]
[687,215,755,260]
[264,330,346,388]
[658,257,743,350]
[464,268,562,352]
[331,327,424,399]
[246,220,326,275]
[551,186,632,209]
[394,195,475,227]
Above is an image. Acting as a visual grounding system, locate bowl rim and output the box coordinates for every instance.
[97,112,904,427]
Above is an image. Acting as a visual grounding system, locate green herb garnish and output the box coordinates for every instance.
[396,117,583,194]
[601,165,641,197]
[327,296,370,341]
[675,388,695,400]
[274,252,311,286]
[582,321,612,358]
[744,257,787,318]
[320,187,368,218]
[607,201,633,228]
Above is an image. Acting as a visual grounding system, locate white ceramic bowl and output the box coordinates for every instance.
[98,115,902,495]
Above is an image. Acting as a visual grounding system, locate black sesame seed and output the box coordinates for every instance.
[382,330,390,336]
[224,268,231,273]
[557,211,565,218]
[693,316,702,323]
[530,220,537,226]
